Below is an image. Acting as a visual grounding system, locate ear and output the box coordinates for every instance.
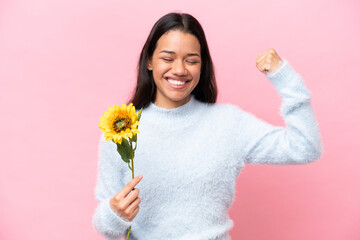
[146,59,153,71]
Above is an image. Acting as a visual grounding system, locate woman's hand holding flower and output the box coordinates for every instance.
[110,175,143,222]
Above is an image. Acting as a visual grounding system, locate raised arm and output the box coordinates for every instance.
[235,55,323,165]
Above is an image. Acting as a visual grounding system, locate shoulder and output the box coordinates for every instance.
[202,101,243,114]
[197,100,246,122]
[200,101,268,129]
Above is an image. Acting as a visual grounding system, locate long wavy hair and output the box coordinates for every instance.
[127,12,217,109]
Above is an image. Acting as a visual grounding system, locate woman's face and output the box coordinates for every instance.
[147,30,202,109]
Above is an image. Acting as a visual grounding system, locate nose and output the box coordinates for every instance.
[171,60,187,76]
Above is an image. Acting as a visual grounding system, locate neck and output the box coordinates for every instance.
[145,94,200,128]
[154,95,192,109]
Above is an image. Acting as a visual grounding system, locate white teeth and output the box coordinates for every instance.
[167,78,186,85]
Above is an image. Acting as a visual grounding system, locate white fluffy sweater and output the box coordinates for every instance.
[92,59,323,240]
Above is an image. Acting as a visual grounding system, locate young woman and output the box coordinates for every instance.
[93,12,322,240]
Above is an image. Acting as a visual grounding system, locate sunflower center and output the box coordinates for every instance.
[115,120,125,128]
[113,116,131,133]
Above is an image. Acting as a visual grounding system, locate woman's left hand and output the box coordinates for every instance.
[256,48,282,74]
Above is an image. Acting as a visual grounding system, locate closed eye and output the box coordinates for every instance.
[161,58,199,64]
[162,58,173,62]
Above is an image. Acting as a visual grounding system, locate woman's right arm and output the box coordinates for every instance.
[92,134,134,239]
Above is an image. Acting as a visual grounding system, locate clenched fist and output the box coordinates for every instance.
[256,48,283,74]
[110,175,143,222]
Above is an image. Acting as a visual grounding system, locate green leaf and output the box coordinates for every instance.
[137,108,143,121]
[121,138,131,158]
[116,138,131,163]
[121,138,131,155]
[116,143,129,163]
[130,134,137,142]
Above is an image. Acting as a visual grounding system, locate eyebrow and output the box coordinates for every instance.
[159,50,200,57]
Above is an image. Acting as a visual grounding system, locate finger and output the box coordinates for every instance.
[134,206,140,216]
[127,197,141,213]
[256,58,269,71]
[268,48,279,57]
[256,53,272,67]
[129,206,140,221]
[120,189,140,211]
[257,62,269,74]
[262,64,271,73]
[256,48,275,60]
[116,175,143,199]
[256,52,267,63]
[125,188,140,203]
[256,48,280,62]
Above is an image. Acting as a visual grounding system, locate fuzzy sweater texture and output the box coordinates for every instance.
[92,59,323,240]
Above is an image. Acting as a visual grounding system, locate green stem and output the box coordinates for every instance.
[130,140,134,179]
[126,139,135,240]
[126,226,132,240]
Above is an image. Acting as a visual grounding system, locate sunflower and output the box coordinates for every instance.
[98,103,140,144]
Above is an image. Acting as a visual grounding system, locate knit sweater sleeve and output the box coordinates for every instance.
[234,59,323,165]
[92,134,133,239]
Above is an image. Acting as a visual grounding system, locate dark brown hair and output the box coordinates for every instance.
[128,12,217,109]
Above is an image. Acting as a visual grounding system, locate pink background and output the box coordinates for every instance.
[1,0,359,239]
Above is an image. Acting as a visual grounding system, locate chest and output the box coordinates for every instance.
[126,121,242,202]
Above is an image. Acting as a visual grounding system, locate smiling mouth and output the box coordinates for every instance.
[165,77,191,86]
